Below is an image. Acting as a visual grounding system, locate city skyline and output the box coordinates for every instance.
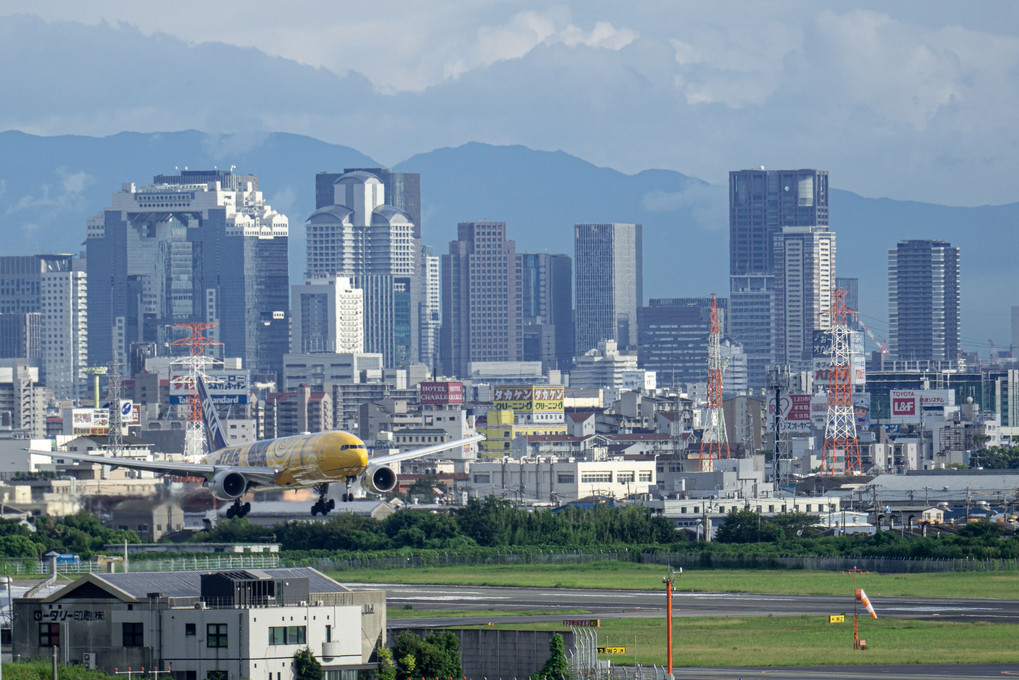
[1,4,1017,208]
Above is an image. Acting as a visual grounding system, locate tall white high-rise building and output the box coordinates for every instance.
[41,257,88,400]
[419,246,440,371]
[773,226,835,372]
[306,171,418,367]
[291,276,364,354]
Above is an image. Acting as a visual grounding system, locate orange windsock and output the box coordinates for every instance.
[856,588,877,619]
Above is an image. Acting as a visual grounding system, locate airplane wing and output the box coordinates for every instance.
[36,451,281,486]
[369,434,485,464]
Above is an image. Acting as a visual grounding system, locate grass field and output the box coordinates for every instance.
[481,615,1019,667]
[331,562,1019,599]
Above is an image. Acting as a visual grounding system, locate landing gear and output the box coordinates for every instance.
[311,484,336,516]
[226,499,251,519]
[341,476,357,502]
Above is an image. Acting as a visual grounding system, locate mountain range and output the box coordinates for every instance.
[1,130,1015,352]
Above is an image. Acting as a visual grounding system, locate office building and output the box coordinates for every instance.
[316,168,421,239]
[291,276,364,354]
[574,223,642,355]
[729,274,774,390]
[420,245,441,371]
[440,221,522,377]
[728,168,828,389]
[637,298,719,388]
[729,169,829,276]
[888,240,960,364]
[0,360,45,437]
[307,171,418,367]
[86,170,289,380]
[773,226,835,372]
[0,254,88,399]
[520,253,573,372]
[0,313,41,360]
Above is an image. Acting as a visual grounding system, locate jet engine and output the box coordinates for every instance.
[207,469,248,500]
[363,463,397,495]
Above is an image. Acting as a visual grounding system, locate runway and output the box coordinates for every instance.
[348,582,1019,626]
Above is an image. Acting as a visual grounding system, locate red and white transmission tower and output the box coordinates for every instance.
[822,289,861,475]
[170,322,221,462]
[699,293,730,472]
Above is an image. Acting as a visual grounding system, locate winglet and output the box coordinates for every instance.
[196,375,228,451]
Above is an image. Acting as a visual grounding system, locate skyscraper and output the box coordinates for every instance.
[291,276,364,354]
[419,245,441,371]
[888,239,960,363]
[520,253,573,371]
[86,169,289,380]
[307,171,418,367]
[440,221,522,377]
[41,257,88,400]
[773,226,836,372]
[0,254,87,399]
[574,223,642,356]
[729,168,828,389]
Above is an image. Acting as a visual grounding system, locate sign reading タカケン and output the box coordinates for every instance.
[494,385,564,413]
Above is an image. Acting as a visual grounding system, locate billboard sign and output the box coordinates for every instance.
[888,389,954,424]
[170,370,249,405]
[766,393,814,432]
[494,385,565,413]
[420,381,464,405]
[71,408,110,435]
[854,393,871,429]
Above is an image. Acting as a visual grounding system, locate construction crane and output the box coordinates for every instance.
[857,320,889,371]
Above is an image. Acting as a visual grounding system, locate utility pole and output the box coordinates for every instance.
[767,364,789,489]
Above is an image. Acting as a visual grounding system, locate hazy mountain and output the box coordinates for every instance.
[1,130,1015,347]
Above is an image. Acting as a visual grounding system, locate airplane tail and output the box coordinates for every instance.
[196,376,228,452]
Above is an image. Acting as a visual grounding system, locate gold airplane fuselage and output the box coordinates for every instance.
[204,431,369,488]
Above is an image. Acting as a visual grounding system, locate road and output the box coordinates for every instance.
[347,582,1019,627]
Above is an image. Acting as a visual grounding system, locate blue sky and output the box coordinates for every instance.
[2,2,1018,206]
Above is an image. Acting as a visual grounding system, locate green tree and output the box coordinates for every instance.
[377,646,397,680]
[715,509,771,543]
[294,648,323,680]
[393,631,422,680]
[533,633,571,680]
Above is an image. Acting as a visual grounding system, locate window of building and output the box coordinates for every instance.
[185,623,196,636]
[269,626,306,645]
[616,472,635,483]
[207,672,227,680]
[122,622,143,647]
[581,472,612,483]
[473,474,490,484]
[557,474,575,484]
[207,623,228,648]
[639,472,652,482]
[38,623,59,647]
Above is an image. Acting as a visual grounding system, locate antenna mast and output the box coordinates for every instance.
[822,289,861,475]
[698,293,730,471]
[170,322,221,462]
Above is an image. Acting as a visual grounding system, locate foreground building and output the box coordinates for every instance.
[13,568,386,680]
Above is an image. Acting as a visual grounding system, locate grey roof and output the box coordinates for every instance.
[336,171,381,184]
[869,472,1019,494]
[372,205,411,224]
[91,567,348,598]
[306,205,353,223]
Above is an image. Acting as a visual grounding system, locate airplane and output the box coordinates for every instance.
[41,377,484,519]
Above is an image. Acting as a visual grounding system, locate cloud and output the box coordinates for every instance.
[642,184,725,233]
[445,10,637,82]
[6,169,94,215]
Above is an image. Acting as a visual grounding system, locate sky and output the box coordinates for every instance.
[2,2,1019,207]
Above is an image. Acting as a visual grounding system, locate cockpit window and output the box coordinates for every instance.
[340,444,366,450]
